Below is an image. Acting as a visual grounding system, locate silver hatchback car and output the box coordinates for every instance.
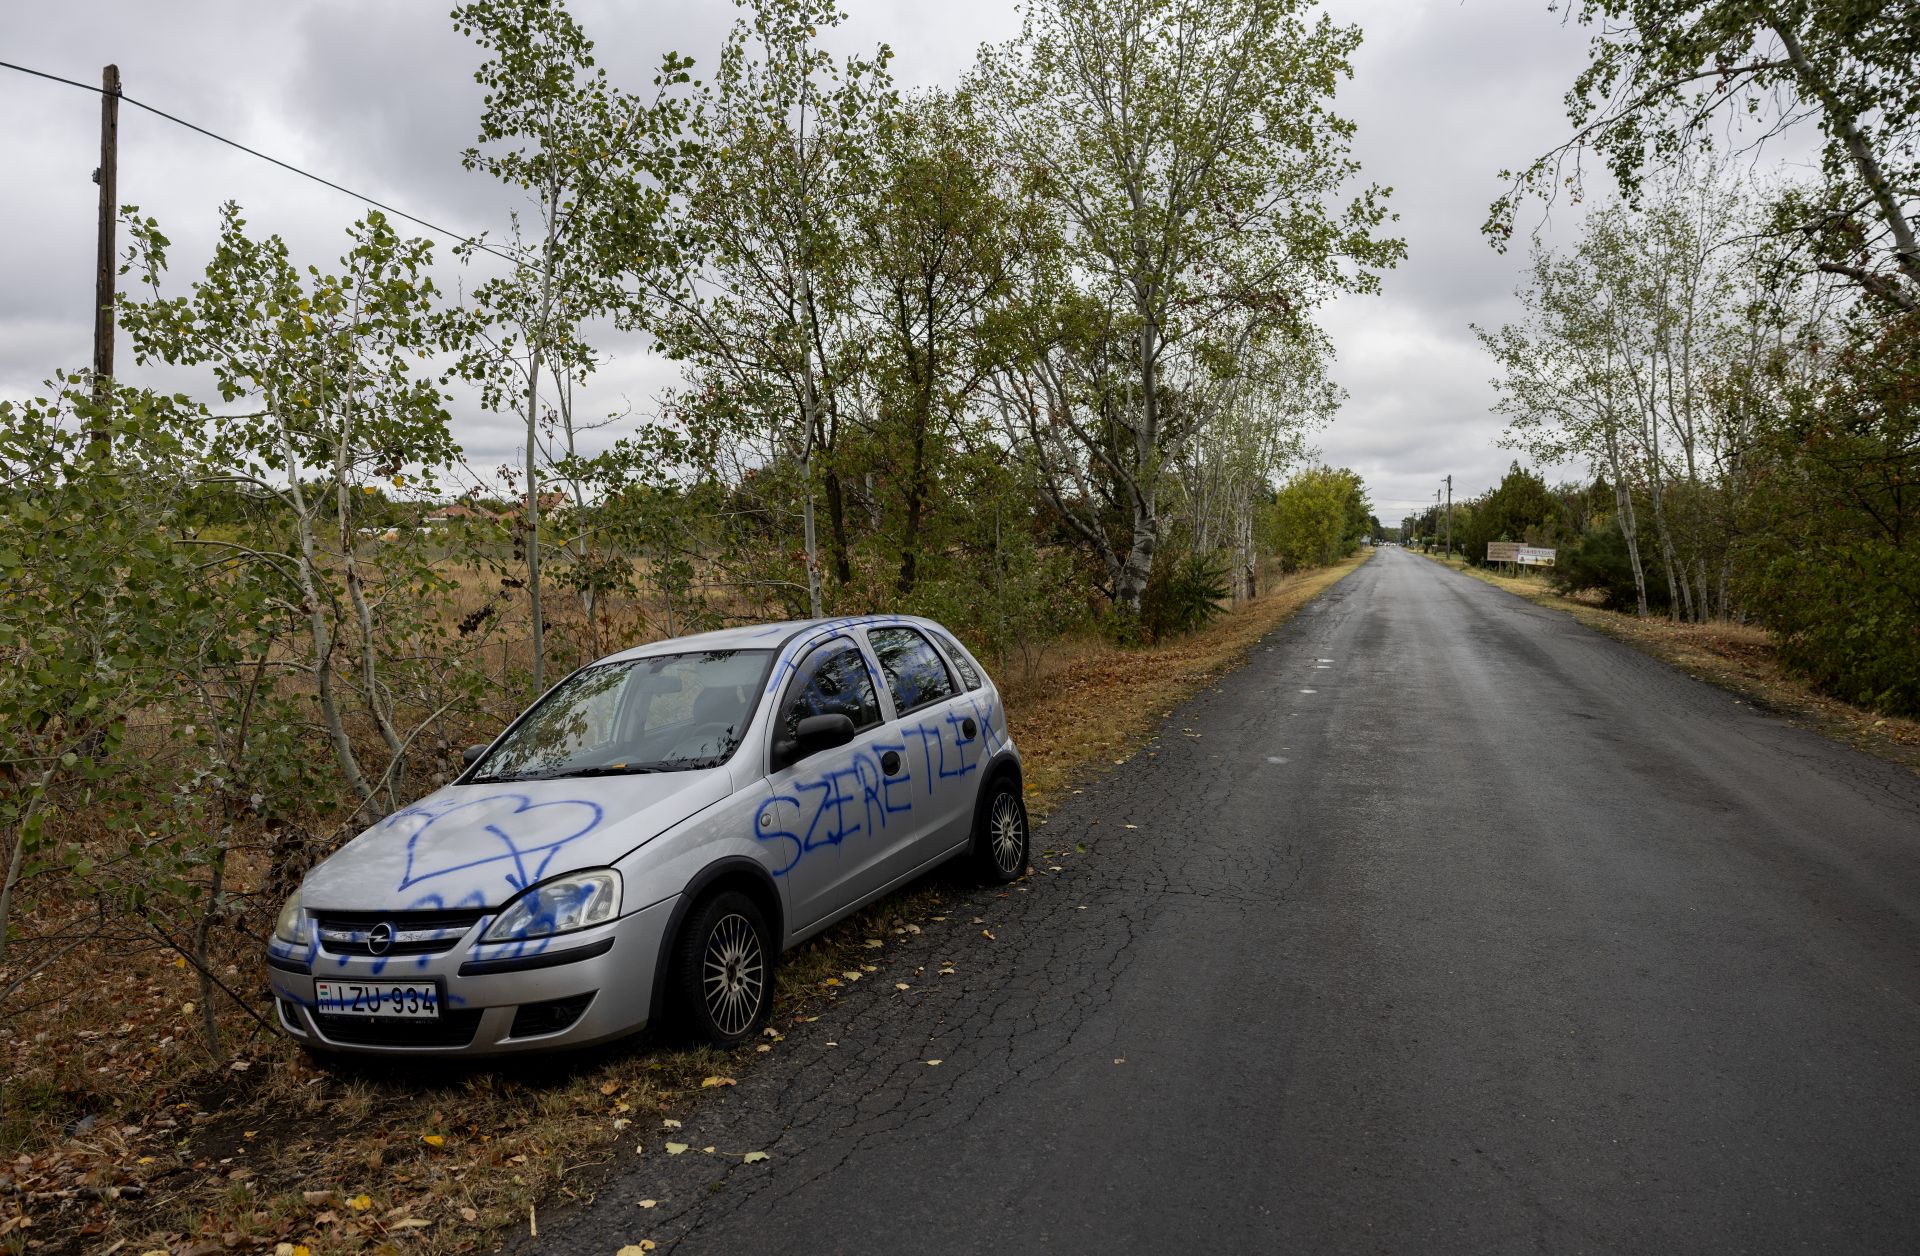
[265,615,1027,1055]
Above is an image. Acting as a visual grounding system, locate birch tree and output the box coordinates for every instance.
[655,0,892,619]
[1491,0,1920,312]
[120,206,477,813]
[979,0,1401,613]
[455,0,694,691]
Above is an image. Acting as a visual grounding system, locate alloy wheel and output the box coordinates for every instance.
[990,791,1026,877]
[701,912,765,1038]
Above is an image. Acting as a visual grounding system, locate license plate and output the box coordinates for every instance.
[314,980,440,1019]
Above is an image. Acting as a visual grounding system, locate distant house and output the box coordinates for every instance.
[424,493,568,526]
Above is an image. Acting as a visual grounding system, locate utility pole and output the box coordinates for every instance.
[1444,474,1453,559]
[90,63,121,452]
[1433,489,1441,552]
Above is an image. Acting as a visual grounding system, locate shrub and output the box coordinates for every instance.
[1139,551,1231,641]
[1551,525,1669,613]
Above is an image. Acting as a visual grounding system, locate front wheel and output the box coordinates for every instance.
[972,775,1029,883]
[672,890,774,1048]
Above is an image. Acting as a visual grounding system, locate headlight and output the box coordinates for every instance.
[274,889,310,946]
[481,870,622,943]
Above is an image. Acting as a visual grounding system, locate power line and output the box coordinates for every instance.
[0,57,523,266]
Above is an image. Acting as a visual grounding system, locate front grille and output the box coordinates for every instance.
[310,908,486,958]
[509,993,594,1039]
[313,1008,484,1048]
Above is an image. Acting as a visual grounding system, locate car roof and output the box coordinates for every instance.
[591,614,949,667]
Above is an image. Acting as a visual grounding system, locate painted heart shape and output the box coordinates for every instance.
[379,792,606,896]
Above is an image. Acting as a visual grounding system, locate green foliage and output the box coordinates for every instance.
[1269,466,1368,571]
[1139,552,1232,642]
[1552,525,1672,613]
[1492,0,1920,312]
[979,0,1401,610]
[1459,462,1563,566]
[1740,314,1920,714]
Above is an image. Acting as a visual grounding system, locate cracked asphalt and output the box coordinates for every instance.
[529,546,1920,1254]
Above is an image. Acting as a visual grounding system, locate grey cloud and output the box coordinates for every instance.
[6,0,1598,512]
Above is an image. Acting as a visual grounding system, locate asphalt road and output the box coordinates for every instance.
[533,546,1920,1255]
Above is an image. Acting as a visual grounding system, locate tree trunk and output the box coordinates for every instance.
[1604,430,1651,617]
[524,345,546,695]
[799,447,825,619]
[1115,498,1157,613]
[823,464,853,588]
[896,417,930,596]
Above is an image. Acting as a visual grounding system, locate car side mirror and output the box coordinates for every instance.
[462,744,489,767]
[774,713,856,770]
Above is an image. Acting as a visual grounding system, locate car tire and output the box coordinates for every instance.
[972,774,1029,884]
[672,889,775,1048]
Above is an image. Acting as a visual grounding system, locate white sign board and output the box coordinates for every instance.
[1516,546,1556,567]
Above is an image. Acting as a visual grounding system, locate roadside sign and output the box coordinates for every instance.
[1486,541,1521,563]
[1516,546,1556,567]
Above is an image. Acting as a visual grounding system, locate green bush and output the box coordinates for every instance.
[1139,551,1231,641]
[1551,525,1668,613]
[1738,313,1920,716]
[1752,540,1920,715]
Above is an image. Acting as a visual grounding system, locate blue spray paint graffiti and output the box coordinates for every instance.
[276,792,607,978]
[752,699,1005,875]
[381,792,605,894]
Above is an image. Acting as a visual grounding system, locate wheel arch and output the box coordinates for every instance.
[973,751,1024,817]
[648,857,785,1026]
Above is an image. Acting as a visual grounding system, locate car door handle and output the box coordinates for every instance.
[881,750,902,776]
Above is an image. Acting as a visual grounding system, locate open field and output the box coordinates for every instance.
[0,553,1369,1255]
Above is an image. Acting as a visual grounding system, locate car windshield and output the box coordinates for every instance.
[471,649,772,782]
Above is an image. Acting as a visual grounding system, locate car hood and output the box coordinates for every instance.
[300,769,734,913]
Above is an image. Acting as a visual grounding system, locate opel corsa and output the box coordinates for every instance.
[265,616,1027,1054]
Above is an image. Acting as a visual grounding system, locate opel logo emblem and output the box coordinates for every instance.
[367,922,394,956]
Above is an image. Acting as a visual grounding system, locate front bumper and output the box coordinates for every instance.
[264,895,676,1056]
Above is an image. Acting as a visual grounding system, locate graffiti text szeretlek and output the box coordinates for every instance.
[753,696,1000,875]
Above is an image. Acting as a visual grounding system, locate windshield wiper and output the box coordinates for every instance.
[474,764,662,783]
[541,764,662,779]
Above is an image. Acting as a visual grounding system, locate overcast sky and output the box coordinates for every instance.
[1,0,1603,520]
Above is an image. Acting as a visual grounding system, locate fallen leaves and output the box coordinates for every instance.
[925,1059,943,1067]
[699,1076,736,1089]
[617,1242,657,1254]
[664,1142,689,1156]
[742,1151,771,1164]
[346,1194,372,1212]
[420,1134,446,1149]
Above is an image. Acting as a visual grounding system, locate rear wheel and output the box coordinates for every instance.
[672,890,774,1048]
[972,775,1029,883]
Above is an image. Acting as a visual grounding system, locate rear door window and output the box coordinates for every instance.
[931,629,983,691]
[867,626,957,717]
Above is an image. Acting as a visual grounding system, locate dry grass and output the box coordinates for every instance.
[1421,552,1920,774]
[0,553,1369,1255]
